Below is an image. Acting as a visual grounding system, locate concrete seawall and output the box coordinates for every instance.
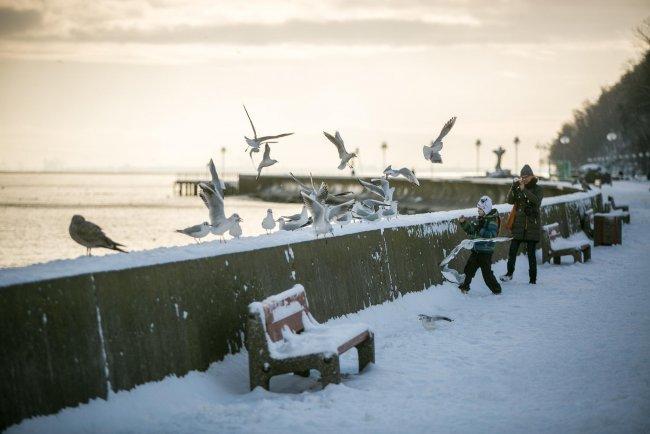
[0,184,600,430]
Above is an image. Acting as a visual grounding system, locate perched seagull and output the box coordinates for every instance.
[301,192,354,237]
[198,182,242,242]
[281,206,308,222]
[69,215,126,256]
[176,222,211,243]
[383,165,420,186]
[229,220,243,239]
[422,116,457,164]
[256,143,278,180]
[334,210,353,227]
[323,131,357,170]
[243,105,293,159]
[277,206,310,231]
[352,201,382,222]
[380,201,399,219]
[418,314,453,331]
[262,209,276,234]
[212,214,243,242]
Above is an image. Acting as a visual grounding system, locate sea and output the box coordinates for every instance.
[0,172,300,269]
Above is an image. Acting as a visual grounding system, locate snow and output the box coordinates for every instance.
[550,232,591,251]
[7,181,649,434]
[0,188,598,289]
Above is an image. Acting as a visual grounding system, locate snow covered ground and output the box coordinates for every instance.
[8,181,650,434]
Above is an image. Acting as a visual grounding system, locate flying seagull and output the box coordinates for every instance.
[176,222,211,243]
[422,116,457,164]
[323,131,357,170]
[243,105,293,159]
[383,165,420,186]
[256,143,278,180]
[69,215,126,256]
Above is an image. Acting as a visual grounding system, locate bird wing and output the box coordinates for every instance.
[431,116,457,145]
[243,105,257,139]
[77,220,107,243]
[262,143,271,160]
[357,178,385,198]
[207,158,225,197]
[289,172,311,193]
[301,191,325,221]
[324,131,347,159]
[199,182,226,224]
[257,132,294,142]
[315,182,329,203]
[422,145,433,160]
[327,199,355,220]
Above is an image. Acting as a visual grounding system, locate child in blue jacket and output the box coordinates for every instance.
[458,196,502,295]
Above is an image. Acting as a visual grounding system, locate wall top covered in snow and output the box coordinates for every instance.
[0,184,596,289]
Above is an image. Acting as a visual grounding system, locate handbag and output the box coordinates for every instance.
[505,205,517,231]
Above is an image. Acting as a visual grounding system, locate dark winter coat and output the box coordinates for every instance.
[460,209,500,253]
[506,177,544,241]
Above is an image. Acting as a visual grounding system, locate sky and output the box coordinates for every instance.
[0,0,648,175]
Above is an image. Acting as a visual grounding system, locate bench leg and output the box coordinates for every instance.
[583,247,591,262]
[573,251,582,263]
[249,364,271,391]
[553,256,561,265]
[356,335,375,373]
[293,370,310,377]
[319,354,341,388]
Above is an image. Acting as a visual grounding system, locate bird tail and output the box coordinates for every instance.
[111,241,127,253]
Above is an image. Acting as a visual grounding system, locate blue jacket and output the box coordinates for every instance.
[460,209,500,253]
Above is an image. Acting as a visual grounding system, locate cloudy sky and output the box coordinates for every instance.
[0,0,648,174]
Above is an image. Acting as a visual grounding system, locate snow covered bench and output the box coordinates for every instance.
[541,223,591,265]
[246,284,375,391]
[581,208,594,239]
[606,196,630,223]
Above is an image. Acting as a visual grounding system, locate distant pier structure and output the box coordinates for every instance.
[174,174,238,196]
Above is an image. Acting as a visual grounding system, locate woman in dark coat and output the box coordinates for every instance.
[501,164,543,284]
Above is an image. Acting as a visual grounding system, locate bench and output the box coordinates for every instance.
[247,284,375,391]
[606,196,630,223]
[541,223,591,264]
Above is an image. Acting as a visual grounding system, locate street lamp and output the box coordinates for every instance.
[513,136,520,172]
[220,146,226,175]
[381,142,388,170]
[475,139,481,175]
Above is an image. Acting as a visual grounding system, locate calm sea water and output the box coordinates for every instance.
[0,173,300,269]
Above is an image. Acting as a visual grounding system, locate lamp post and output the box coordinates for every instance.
[513,136,520,172]
[534,143,548,177]
[475,139,481,175]
[220,146,226,175]
[381,142,388,170]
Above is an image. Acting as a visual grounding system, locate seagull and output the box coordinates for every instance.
[281,206,308,222]
[198,182,242,242]
[418,314,453,331]
[176,222,211,243]
[277,206,310,231]
[334,210,353,227]
[359,178,395,203]
[207,158,225,197]
[256,143,278,180]
[301,192,354,237]
[323,131,357,170]
[380,201,398,219]
[243,105,293,159]
[422,116,457,164]
[352,201,382,221]
[69,215,126,256]
[383,165,420,186]
[229,220,243,239]
[262,209,276,234]
[212,214,243,242]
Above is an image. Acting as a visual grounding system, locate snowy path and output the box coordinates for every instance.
[9,182,650,434]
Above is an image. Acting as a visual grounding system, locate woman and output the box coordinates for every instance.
[501,164,543,284]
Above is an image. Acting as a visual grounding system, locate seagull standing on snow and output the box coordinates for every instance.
[422,116,457,164]
[229,220,242,239]
[243,105,293,159]
[383,165,420,185]
[69,215,126,256]
[198,181,242,242]
[301,192,354,237]
[277,206,311,231]
[256,143,278,180]
[324,131,357,170]
[262,209,276,234]
[176,222,211,243]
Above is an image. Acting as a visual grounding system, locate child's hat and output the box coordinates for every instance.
[477,195,492,214]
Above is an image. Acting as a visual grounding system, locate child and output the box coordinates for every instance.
[458,195,502,295]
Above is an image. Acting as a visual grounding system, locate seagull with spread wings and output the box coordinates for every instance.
[422,116,457,164]
[256,143,278,180]
[323,131,357,170]
[243,105,293,159]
